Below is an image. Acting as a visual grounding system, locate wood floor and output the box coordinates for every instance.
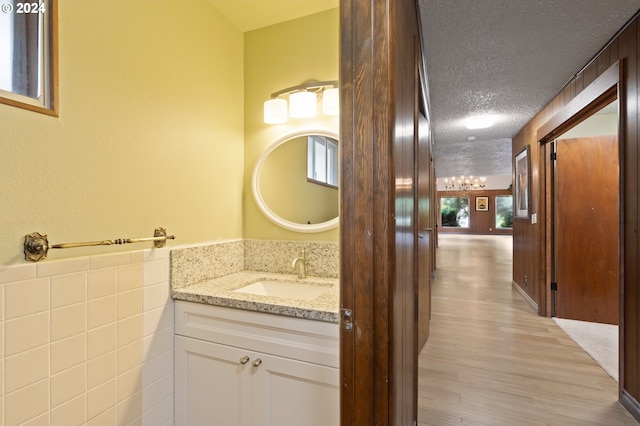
[418,234,638,426]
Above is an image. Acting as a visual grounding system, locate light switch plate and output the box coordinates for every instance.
[531,213,537,224]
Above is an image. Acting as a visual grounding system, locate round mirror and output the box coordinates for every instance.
[252,130,339,233]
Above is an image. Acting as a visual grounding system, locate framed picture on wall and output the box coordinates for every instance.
[514,145,531,219]
[475,196,489,211]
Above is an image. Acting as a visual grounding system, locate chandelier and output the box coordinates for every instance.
[442,176,486,190]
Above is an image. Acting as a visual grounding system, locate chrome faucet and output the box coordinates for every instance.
[292,248,307,278]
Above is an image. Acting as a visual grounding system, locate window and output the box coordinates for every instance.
[440,197,469,228]
[0,0,57,115]
[495,195,513,229]
[307,135,338,188]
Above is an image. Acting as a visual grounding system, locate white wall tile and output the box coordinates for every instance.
[142,328,173,361]
[87,406,117,426]
[118,264,143,292]
[5,379,48,426]
[141,351,173,389]
[0,245,179,426]
[142,305,173,337]
[118,289,143,320]
[51,272,86,308]
[143,248,169,263]
[4,346,49,394]
[142,284,164,312]
[90,253,131,270]
[87,351,116,390]
[143,260,165,287]
[51,333,86,374]
[5,313,49,356]
[141,373,172,414]
[87,295,117,329]
[117,341,142,374]
[87,324,117,360]
[36,257,89,278]
[87,378,116,420]
[18,411,49,426]
[50,394,86,426]
[143,395,174,426]
[117,365,142,403]
[50,364,86,408]
[118,315,142,348]
[118,391,143,426]
[5,278,49,320]
[0,264,35,285]
[87,267,117,300]
[50,303,86,342]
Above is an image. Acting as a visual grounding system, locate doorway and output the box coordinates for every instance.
[552,100,620,325]
[538,63,623,398]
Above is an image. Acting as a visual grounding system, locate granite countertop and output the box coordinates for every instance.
[171,271,339,323]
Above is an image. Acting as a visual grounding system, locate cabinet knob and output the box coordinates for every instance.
[252,358,262,367]
[239,356,250,365]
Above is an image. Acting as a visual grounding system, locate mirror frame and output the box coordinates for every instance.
[0,0,58,116]
[252,129,339,233]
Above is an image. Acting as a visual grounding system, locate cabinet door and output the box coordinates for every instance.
[175,336,253,426]
[252,353,339,426]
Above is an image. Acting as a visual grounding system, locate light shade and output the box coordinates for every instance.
[264,98,288,124]
[289,91,317,118]
[322,87,339,115]
[465,115,496,129]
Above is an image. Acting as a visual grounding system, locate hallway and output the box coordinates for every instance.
[417,234,638,426]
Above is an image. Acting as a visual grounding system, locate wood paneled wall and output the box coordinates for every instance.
[437,190,513,236]
[512,12,640,418]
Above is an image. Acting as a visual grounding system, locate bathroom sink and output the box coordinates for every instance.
[233,280,330,301]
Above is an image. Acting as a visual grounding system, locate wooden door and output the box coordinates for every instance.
[339,0,424,423]
[417,112,432,350]
[555,135,619,325]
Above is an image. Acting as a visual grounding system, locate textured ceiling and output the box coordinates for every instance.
[419,0,640,178]
[212,1,640,179]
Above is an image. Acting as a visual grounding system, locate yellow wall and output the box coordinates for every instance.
[0,0,245,265]
[243,8,339,241]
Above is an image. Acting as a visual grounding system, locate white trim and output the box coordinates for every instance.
[512,280,538,313]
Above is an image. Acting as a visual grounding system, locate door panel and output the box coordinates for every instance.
[175,336,250,426]
[556,135,619,324]
[418,112,432,350]
[255,353,339,426]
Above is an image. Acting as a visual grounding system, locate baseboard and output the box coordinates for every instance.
[512,280,538,313]
[621,389,640,422]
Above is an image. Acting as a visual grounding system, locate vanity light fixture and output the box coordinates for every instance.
[263,98,288,124]
[322,87,339,115]
[289,91,317,118]
[263,80,339,124]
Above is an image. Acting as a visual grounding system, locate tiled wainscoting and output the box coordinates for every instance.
[0,238,339,426]
[0,248,174,426]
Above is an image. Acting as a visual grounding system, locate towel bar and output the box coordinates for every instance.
[24,227,175,262]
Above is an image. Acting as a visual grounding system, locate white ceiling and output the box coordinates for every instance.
[419,0,640,178]
[206,0,337,32]
[210,0,640,179]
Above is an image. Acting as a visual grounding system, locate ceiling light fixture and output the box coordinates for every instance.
[263,80,339,124]
[443,176,486,190]
[465,115,496,130]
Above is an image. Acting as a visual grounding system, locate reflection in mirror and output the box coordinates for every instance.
[0,0,57,115]
[252,130,339,233]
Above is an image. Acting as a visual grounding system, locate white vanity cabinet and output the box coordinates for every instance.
[174,300,339,426]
